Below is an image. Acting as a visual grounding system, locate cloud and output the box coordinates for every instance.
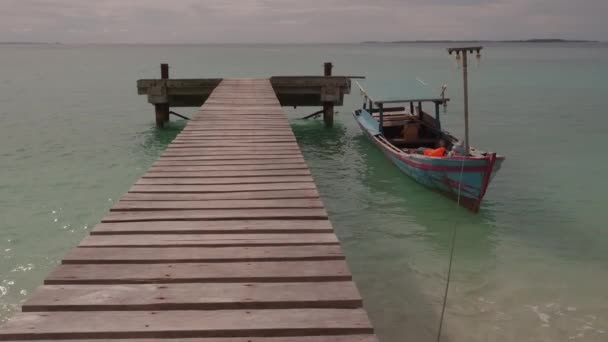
[0,0,605,43]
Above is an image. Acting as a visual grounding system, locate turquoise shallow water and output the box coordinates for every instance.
[1,43,608,341]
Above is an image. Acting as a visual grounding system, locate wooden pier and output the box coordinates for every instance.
[0,79,377,341]
[137,63,357,127]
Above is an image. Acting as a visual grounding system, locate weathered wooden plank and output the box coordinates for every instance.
[177,129,291,133]
[203,104,281,108]
[187,117,286,120]
[173,135,295,141]
[45,260,352,284]
[143,170,310,178]
[161,150,302,157]
[185,120,289,124]
[181,129,293,133]
[112,198,323,211]
[179,123,291,128]
[207,96,277,101]
[192,115,287,119]
[63,245,343,263]
[79,233,338,247]
[167,145,299,150]
[0,337,379,342]
[129,183,316,193]
[159,153,302,159]
[205,100,280,103]
[197,107,284,110]
[169,138,296,143]
[91,219,330,234]
[182,127,293,132]
[156,155,303,162]
[102,208,327,222]
[200,110,288,115]
[202,107,284,111]
[169,141,298,146]
[181,124,290,128]
[167,140,300,151]
[135,176,314,186]
[185,124,291,129]
[188,121,290,125]
[120,190,319,202]
[187,120,290,124]
[153,159,306,167]
[194,109,285,113]
[183,117,288,122]
[209,94,279,97]
[163,145,300,150]
[168,143,298,148]
[190,116,289,120]
[177,132,294,137]
[173,137,291,142]
[172,138,297,144]
[23,282,361,311]
[0,309,372,339]
[148,164,309,172]
[129,182,316,193]
[186,122,291,127]
[175,135,295,140]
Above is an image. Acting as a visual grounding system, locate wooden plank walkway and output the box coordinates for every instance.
[0,79,378,341]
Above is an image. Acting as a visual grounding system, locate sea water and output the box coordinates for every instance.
[1,42,607,341]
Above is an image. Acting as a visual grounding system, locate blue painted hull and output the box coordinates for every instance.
[354,108,504,212]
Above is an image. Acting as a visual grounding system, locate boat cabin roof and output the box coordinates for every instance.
[374,98,449,105]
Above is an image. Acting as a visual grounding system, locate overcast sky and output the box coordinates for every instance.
[1,0,606,43]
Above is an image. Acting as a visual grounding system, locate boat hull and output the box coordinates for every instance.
[354,109,503,212]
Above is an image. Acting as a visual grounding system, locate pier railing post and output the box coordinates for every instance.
[155,63,170,128]
[322,62,334,127]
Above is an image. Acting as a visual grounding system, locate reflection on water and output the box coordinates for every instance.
[291,120,349,159]
[136,120,186,158]
[354,134,499,262]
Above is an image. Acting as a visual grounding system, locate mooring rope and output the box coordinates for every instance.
[354,80,375,105]
[356,78,462,342]
[436,155,467,342]
[169,111,190,120]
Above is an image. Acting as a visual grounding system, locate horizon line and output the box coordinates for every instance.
[0,39,605,45]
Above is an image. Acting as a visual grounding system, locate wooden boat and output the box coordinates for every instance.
[353,93,504,212]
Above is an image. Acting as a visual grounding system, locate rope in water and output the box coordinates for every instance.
[436,156,467,342]
[355,79,461,341]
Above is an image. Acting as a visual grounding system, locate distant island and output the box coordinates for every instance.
[362,39,599,44]
[0,41,61,45]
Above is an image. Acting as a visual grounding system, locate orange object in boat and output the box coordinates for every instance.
[424,147,446,157]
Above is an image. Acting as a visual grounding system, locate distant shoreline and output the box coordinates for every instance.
[361,39,600,44]
[1,39,603,46]
[0,42,61,45]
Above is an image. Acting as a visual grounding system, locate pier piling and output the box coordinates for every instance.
[323,62,335,127]
[154,63,170,127]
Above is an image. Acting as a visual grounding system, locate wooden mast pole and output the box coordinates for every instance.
[462,51,470,154]
[447,46,482,155]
